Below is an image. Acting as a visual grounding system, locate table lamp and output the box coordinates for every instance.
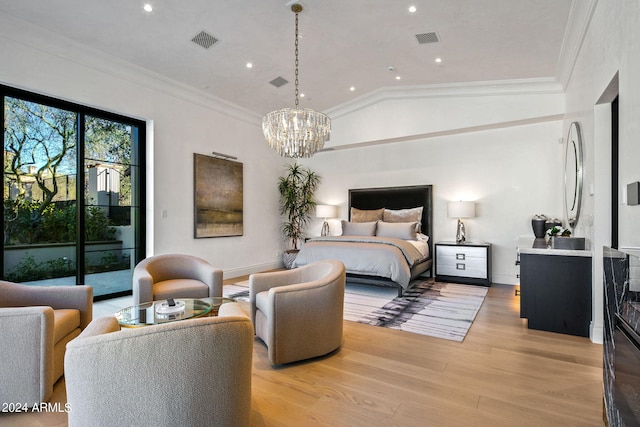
[447,201,476,243]
[316,205,338,236]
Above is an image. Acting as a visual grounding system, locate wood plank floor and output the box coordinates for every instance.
[1,282,604,427]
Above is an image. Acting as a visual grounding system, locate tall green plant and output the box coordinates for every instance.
[278,164,320,251]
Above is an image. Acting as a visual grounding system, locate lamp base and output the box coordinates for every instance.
[456,218,466,243]
[321,220,330,237]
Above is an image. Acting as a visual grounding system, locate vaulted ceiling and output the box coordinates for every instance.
[0,0,576,116]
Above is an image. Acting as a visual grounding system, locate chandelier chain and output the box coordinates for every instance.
[294,11,299,108]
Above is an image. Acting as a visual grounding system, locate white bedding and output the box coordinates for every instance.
[292,235,429,289]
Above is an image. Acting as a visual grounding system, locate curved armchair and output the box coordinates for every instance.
[249,259,346,365]
[0,281,92,403]
[64,303,253,427]
[132,253,223,304]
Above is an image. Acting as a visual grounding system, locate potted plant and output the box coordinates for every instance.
[278,163,320,268]
[546,225,571,239]
[546,225,585,250]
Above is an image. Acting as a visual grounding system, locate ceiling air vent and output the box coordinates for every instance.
[191,31,220,49]
[415,32,439,44]
[269,77,289,88]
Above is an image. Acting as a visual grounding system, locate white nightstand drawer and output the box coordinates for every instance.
[436,245,487,261]
[437,260,487,279]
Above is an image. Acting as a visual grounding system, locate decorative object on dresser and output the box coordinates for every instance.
[544,217,562,231]
[545,225,586,250]
[435,242,491,286]
[261,3,331,158]
[531,214,547,238]
[447,201,475,243]
[316,204,338,236]
[518,239,591,337]
[277,164,320,268]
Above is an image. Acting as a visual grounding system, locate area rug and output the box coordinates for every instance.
[223,277,488,343]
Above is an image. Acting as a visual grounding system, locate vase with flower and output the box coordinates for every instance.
[546,226,585,250]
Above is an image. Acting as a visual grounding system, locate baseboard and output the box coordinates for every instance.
[223,261,283,280]
[590,321,604,344]
[491,272,519,285]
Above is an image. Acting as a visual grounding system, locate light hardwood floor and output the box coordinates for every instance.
[1,282,604,427]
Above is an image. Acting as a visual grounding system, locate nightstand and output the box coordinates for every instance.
[435,242,491,286]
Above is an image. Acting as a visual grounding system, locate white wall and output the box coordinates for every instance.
[302,85,566,285]
[562,0,640,343]
[0,13,287,278]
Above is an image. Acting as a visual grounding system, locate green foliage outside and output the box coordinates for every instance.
[3,200,116,245]
[5,251,129,282]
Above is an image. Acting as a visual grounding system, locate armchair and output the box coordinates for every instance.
[64,303,253,427]
[132,253,223,304]
[249,259,346,365]
[0,281,92,403]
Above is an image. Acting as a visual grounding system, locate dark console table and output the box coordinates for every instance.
[519,239,592,337]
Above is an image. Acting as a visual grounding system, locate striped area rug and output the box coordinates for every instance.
[223,277,488,343]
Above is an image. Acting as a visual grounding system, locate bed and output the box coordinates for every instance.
[292,185,433,296]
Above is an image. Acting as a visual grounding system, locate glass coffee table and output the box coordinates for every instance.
[199,297,236,316]
[115,298,214,328]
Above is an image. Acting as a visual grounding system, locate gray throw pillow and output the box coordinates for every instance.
[376,221,418,240]
[341,220,377,236]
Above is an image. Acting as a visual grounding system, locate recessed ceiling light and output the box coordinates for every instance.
[395,76,401,80]
[300,93,305,98]
[435,57,442,63]
[408,6,417,13]
[246,62,253,69]
[143,3,153,12]
[350,86,356,92]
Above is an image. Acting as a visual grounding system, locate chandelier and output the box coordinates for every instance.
[262,3,331,158]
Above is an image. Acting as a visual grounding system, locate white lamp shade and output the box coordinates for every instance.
[316,204,338,218]
[447,201,475,219]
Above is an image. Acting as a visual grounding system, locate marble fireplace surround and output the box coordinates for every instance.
[603,246,640,427]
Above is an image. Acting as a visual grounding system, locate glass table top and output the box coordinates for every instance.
[115,298,214,327]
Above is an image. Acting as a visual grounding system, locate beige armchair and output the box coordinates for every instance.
[249,259,346,365]
[132,253,223,304]
[0,281,92,403]
[64,302,253,427]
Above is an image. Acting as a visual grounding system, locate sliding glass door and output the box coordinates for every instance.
[2,86,145,299]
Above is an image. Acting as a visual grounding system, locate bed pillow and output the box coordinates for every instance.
[341,220,377,236]
[383,207,423,231]
[376,221,418,240]
[350,207,384,222]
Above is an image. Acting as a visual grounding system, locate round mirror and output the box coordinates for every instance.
[564,121,583,229]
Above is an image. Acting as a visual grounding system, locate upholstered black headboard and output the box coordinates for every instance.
[348,185,433,254]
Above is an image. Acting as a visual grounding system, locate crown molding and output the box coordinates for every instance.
[555,0,599,90]
[0,12,262,126]
[326,78,564,120]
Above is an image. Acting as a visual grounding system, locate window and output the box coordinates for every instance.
[2,86,145,299]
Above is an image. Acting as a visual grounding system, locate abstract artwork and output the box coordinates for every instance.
[194,153,243,238]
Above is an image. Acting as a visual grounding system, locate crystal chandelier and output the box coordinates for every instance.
[262,3,331,158]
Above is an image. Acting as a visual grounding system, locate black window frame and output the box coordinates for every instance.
[1,84,146,300]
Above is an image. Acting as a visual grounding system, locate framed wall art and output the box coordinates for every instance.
[194,153,243,238]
